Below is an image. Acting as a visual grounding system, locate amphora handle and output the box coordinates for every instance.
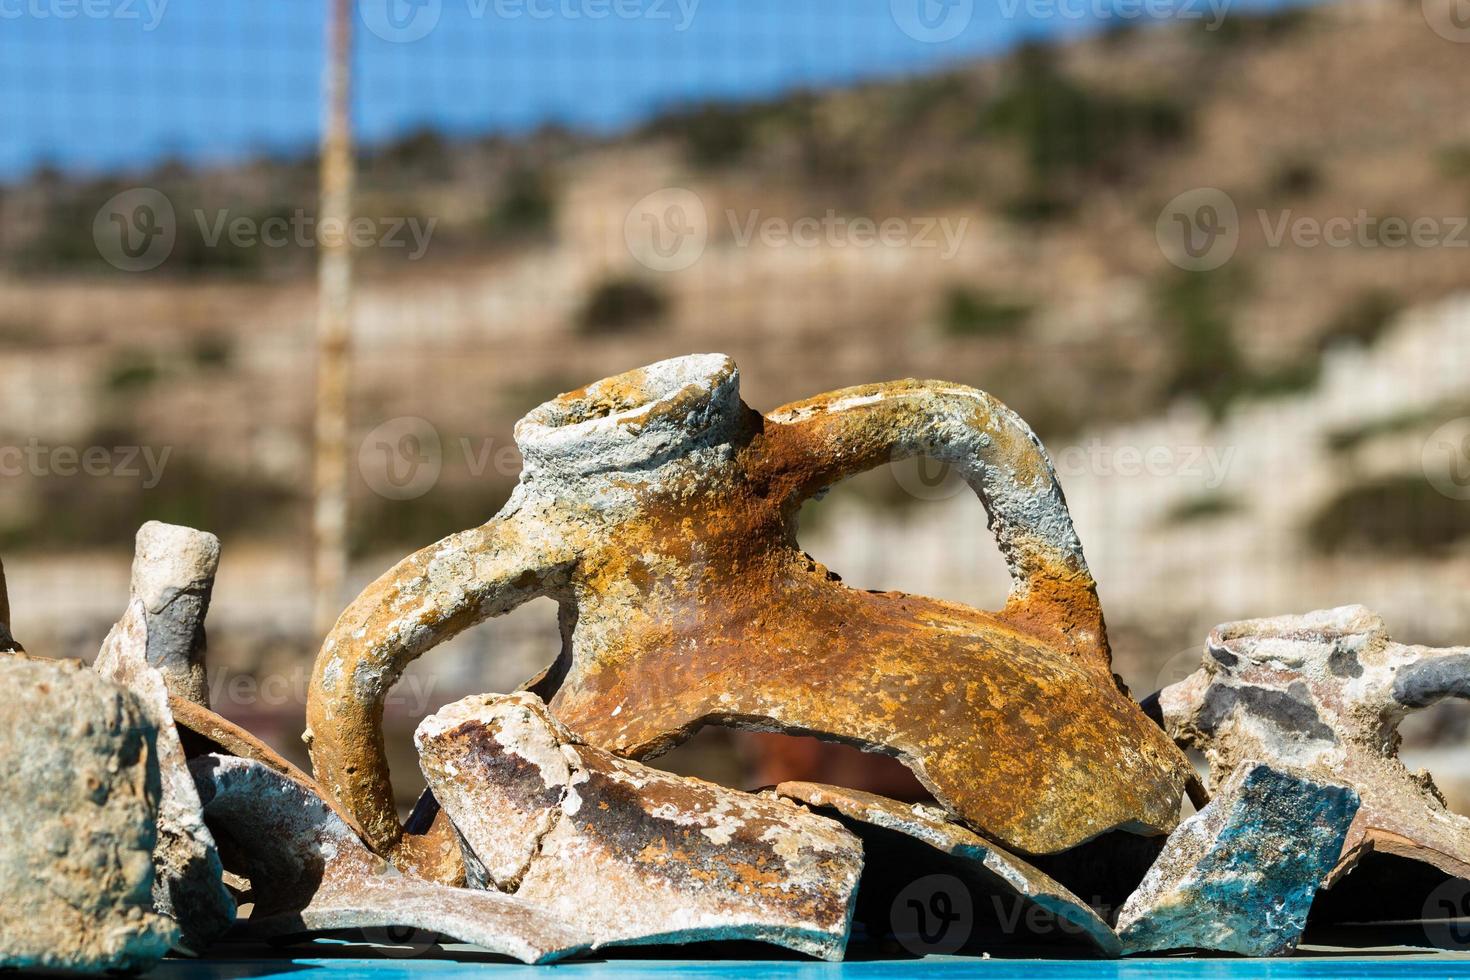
[765,381,1107,656]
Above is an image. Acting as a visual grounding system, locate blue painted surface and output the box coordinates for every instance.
[146,958,1470,980]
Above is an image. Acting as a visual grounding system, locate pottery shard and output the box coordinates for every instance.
[774,781,1121,957]
[416,692,864,961]
[189,754,589,964]
[94,599,236,954]
[1115,762,1358,956]
[1152,605,1470,884]
[0,654,178,973]
[129,521,219,707]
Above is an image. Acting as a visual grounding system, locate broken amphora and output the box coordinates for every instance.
[1151,605,1470,885]
[94,599,236,955]
[189,753,588,963]
[306,353,1192,870]
[772,781,1121,956]
[416,692,863,960]
[1115,762,1359,957]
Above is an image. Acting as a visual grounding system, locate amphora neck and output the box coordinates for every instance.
[514,354,746,479]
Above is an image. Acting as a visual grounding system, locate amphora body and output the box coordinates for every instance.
[306,355,1191,872]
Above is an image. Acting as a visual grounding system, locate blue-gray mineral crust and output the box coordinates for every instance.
[1116,762,1359,957]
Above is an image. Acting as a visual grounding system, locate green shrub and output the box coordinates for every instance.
[0,438,299,553]
[190,334,234,369]
[103,350,162,394]
[941,287,1032,337]
[576,277,669,334]
[1155,268,1249,417]
[1325,409,1437,455]
[1162,492,1242,525]
[1001,188,1077,225]
[488,166,555,238]
[1317,289,1401,351]
[1268,159,1323,198]
[1197,6,1313,46]
[981,43,1189,185]
[1307,474,1470,555]
[1437,144,1470,179]
[351,478,513,559]
[371,127,452,180]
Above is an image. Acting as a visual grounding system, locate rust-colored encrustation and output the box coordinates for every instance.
[306,354,1191,871]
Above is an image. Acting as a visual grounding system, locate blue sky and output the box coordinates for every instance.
[0,0,1288,180]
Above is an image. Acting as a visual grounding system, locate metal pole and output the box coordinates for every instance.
[313,0,354,639]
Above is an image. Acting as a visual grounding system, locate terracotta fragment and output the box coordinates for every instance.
[168,691,319,789]
[127,521,219,707]
[1152,605,1470,883]
[1115,762,1358,956]
[416,692,863,961]
[0,655,178,973]
[189,753,589,964]
[94,600,237,955]
[773,781,1121,956]
[306,354,1192,869]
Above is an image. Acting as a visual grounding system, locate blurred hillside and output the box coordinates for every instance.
[2,0,1469,796]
